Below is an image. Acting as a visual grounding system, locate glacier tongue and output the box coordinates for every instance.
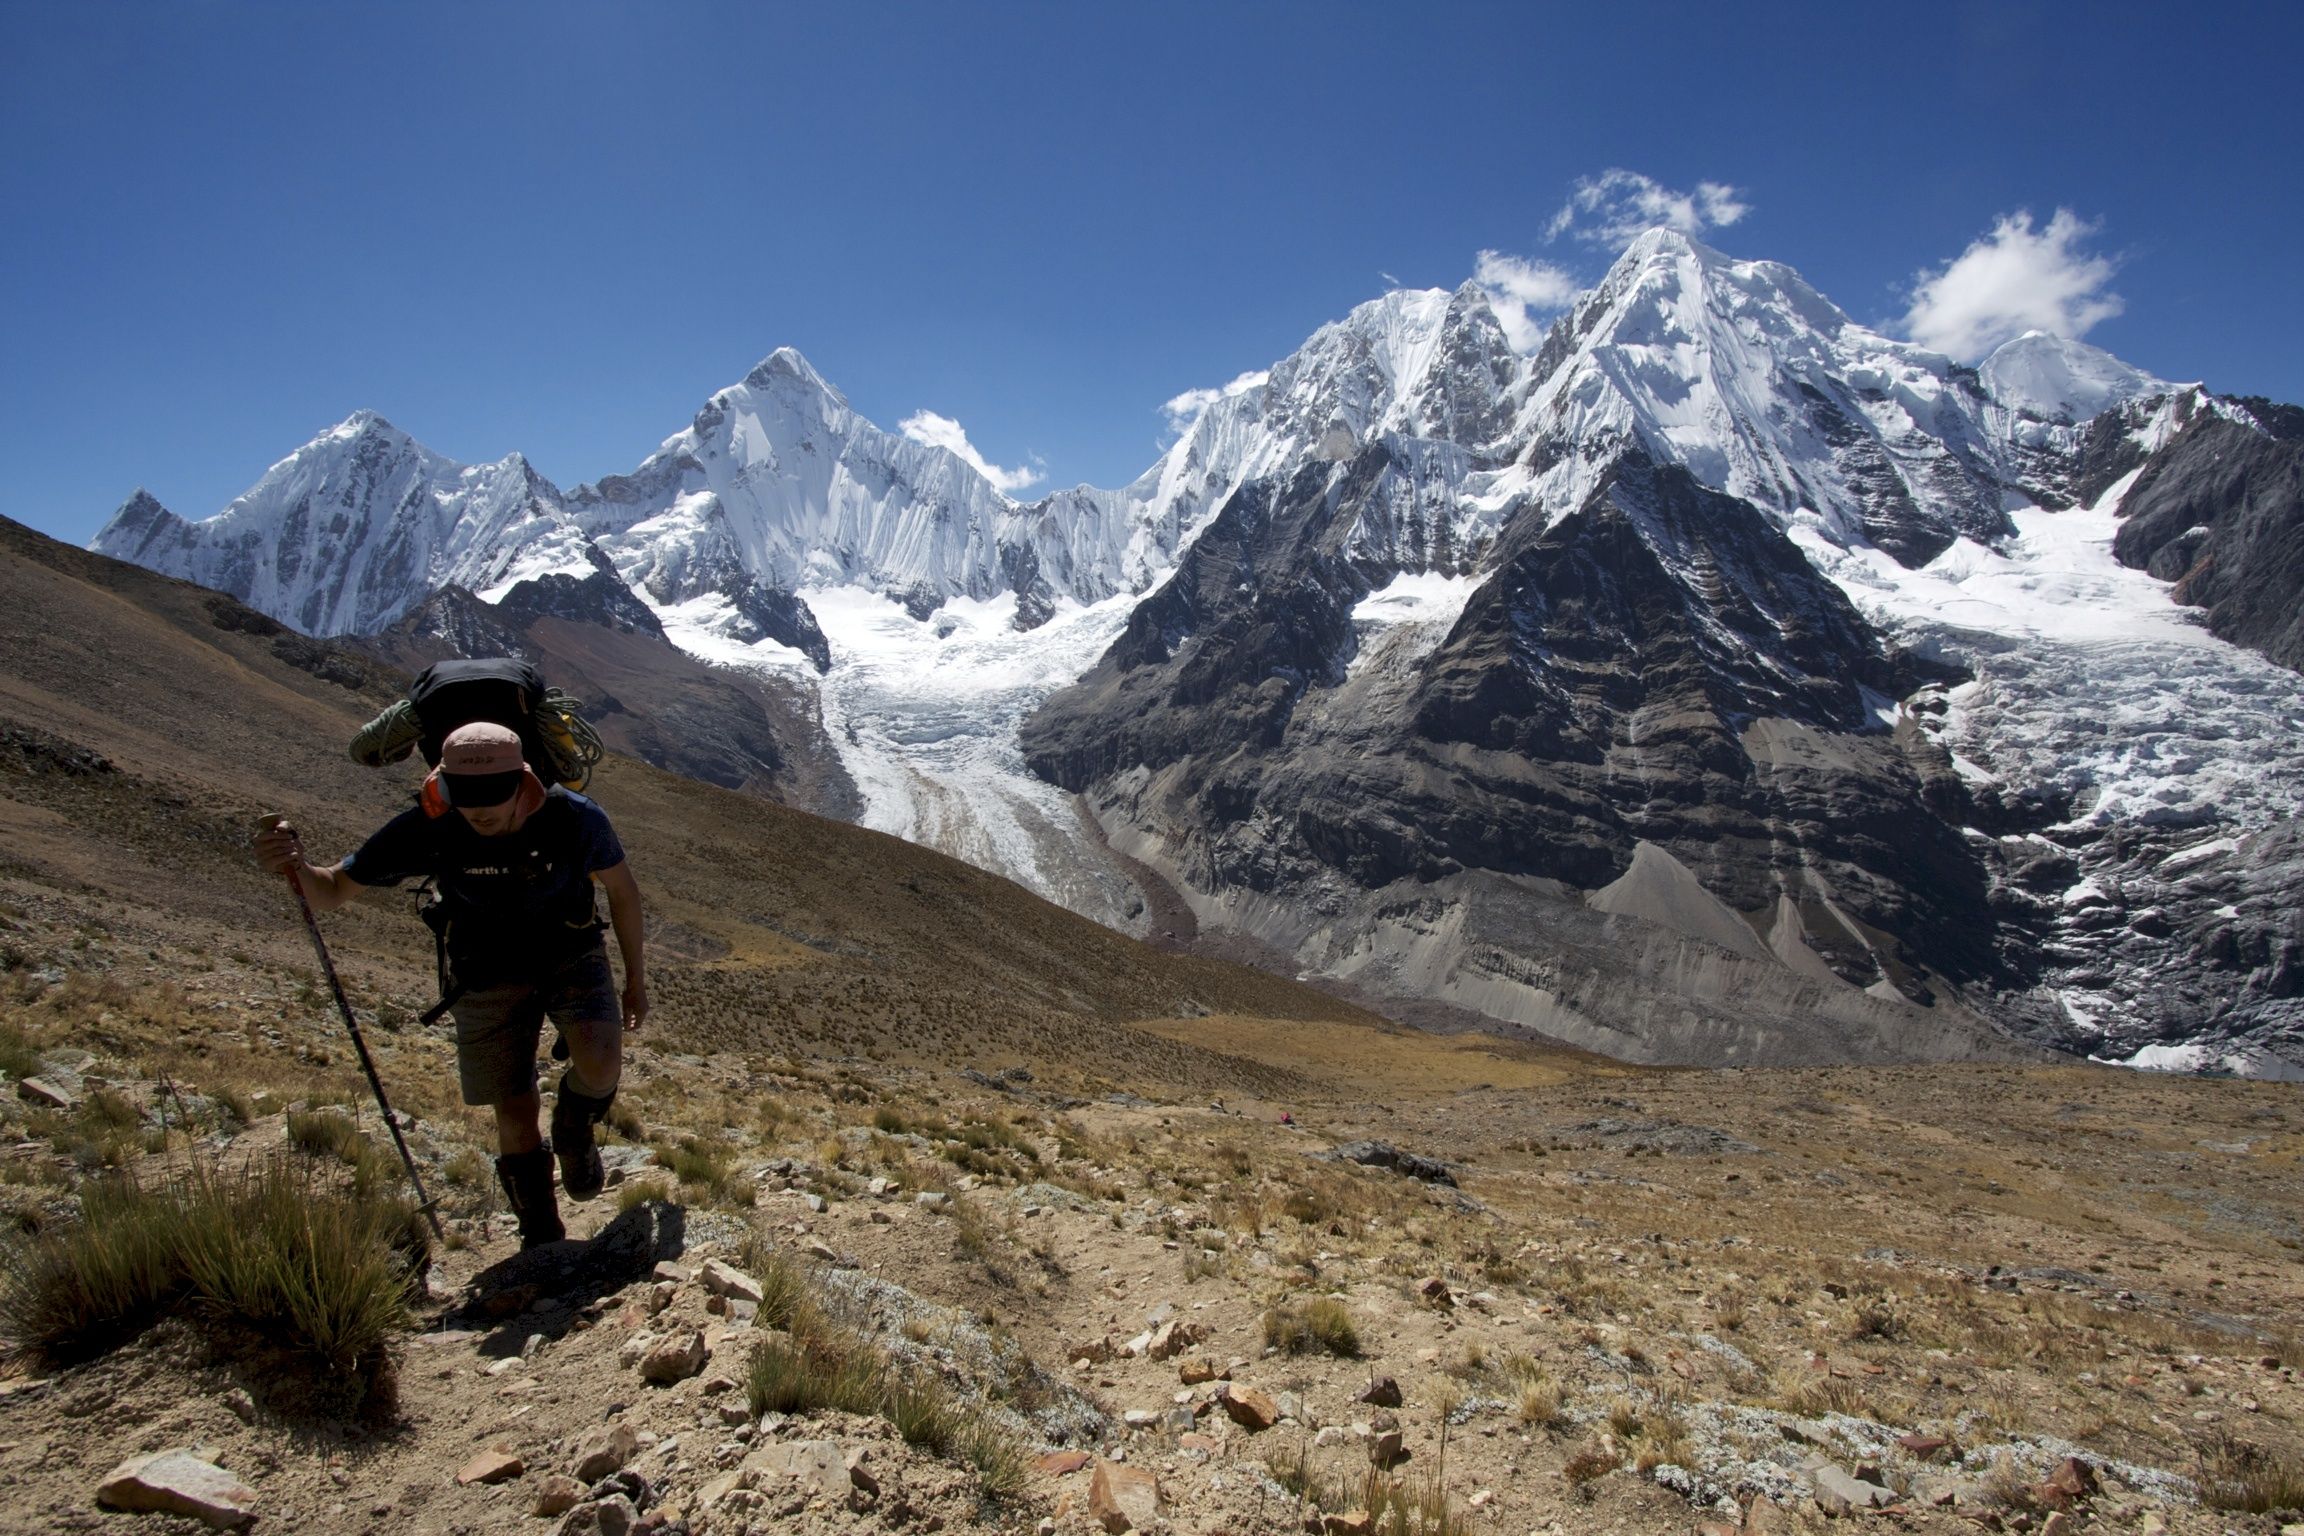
[1794,471,2304,1065]
[656,582,1154,932]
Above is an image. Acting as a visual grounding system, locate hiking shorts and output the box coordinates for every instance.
[449,944,621,1106]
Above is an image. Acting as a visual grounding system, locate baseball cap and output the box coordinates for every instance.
[438,722,529,808]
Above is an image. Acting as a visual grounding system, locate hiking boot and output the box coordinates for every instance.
[550,1072,615,1201]
[494,1146,565,1248]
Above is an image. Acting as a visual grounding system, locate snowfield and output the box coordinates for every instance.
[658,583,1153,932]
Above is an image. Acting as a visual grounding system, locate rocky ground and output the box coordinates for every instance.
[0,881,2299,1536]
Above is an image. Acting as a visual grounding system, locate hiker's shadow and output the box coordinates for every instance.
[450,1199,688,1359]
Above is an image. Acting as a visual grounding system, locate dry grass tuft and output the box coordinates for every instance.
[2197,1433,2304,1515]
[1262,1294,1361,1358]
[742,1249,1026,1500]
[1265,1444,1471,1535]
[1561,1438,1621,1497]
[0,1156,421,1413]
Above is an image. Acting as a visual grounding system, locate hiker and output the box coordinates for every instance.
[254,722,645,1248]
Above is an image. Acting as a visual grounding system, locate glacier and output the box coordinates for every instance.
[89,228,2304,1073]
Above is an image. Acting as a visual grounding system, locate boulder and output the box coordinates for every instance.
[456,1447,525,1485]
[572,1424,640,1483]
[555,1494,638,1536]
[1218,1383,1280,1431]
[1357,1374,1403,1408]
[699,1259,764,1306]
[95,1451,257,1530]
[1811,1464,1894,1514]
[1743,1494,1792,1534]
[640,1330,708,1384]
[1331,1141,1457,1186]
[1088,1461,1162,1532]
[741,1439,857,1509]
[16,1076,77,1110]
[535,1474,586,1516]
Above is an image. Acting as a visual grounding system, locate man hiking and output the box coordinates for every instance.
[255,721,645,1247]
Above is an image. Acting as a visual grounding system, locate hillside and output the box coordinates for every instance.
[0,520,2298,1535]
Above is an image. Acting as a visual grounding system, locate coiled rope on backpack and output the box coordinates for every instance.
[536,689,603,793]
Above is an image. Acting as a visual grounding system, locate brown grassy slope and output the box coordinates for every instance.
[0,514,1373,1091]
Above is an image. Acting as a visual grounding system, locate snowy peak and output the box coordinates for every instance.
[96,488,188,553]
[1523,230,2020,564]
[92,412,599,636]
[574,350,1165,624]
[740,346,844,402]
[1979,330,2172,424]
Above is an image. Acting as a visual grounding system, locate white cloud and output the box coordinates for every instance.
[898,410,1045,494]
[1900,208,2123,361]
[1161,369,1270,436]
[1473,249,1581,350]
[1546,168,1752,247]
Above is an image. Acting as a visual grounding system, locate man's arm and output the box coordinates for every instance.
[253,821,368,913]
[595,859,648,1031]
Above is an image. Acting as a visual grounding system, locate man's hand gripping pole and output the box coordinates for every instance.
[254,814,444,1241]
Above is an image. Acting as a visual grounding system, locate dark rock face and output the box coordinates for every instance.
[383,585,531,661]
[1404,285,1519,447]
[2114,415,2304,671]
[1330,1141,1457,1185]
[1026,449,2004,1010]
[723,581,831,672]
[1000,542,1056,633]
[2227,394,2304,442]
[496,569,667,640]
[898,582,941,622]
[1023,444,1402,795]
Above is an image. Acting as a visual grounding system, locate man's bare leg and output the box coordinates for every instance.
[495,1092,544,1155]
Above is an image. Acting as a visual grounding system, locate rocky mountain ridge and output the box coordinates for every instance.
[86,232,2304,1073]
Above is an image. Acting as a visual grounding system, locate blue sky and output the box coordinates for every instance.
[6,1,2300,544]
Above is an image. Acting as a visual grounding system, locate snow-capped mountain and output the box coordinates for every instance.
[89,230,2304,1075]
[96,412,593,637]
[570,349,1169,630]
[1980,329,2170,425]
[1512,229,2181,562]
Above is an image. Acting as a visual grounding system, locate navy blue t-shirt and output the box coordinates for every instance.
[343,788,625,979]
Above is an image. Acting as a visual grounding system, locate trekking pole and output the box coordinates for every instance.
[255,814,444,1241]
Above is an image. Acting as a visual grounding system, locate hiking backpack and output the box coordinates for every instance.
[349,657,603,792]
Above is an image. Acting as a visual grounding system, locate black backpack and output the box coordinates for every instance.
[350,657,602,792]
